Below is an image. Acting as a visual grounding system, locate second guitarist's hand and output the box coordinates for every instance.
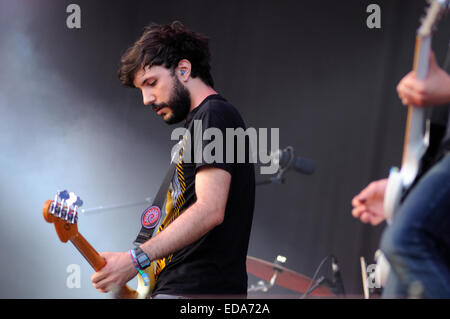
[397,51,450,107]
[90,252,138,293]
[351,179,387,226]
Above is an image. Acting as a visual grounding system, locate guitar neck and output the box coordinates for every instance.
[69,233,139,298]
[70,233,106,271]
[401,34,431,170]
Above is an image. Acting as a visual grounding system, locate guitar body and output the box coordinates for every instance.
[43,197,153,299]
[137,267,155,299]
[383,167,403,224]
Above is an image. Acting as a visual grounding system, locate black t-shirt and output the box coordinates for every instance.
[151,94,255,297]
[430,104,450,147]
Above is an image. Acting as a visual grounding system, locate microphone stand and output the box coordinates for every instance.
[256,146,295,186]
[256,166,288,186]
[255,174,286,186]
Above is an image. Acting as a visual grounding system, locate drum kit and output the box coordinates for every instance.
[245,255,334,298]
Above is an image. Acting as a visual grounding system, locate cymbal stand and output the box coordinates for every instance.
[248,280,271,293]
[247,255,287,293]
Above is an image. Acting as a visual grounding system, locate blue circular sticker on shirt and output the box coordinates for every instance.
[141,206,161,229]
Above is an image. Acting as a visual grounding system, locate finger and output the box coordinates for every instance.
[91,270,108,284]
[397,71,415,92]
[360,212,372,224]
[398,72,422,95]
[370,217,382,226]
[399,84,425,106]
[96,279,124,294]
[353,188,370,204]
[397,74,416,93]
[351,196,364,207]
[93,277,113,292]
[357,182,377,201]
[352,205,368,219]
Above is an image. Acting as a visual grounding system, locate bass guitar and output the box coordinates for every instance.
[43,190,154,298]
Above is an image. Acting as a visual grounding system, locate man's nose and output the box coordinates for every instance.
[142,92,156,106]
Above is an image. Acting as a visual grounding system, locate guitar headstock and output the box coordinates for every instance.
[43,190,83,242]
[418,0,449,37]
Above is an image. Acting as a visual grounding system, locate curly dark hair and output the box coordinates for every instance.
[118,21,214,88]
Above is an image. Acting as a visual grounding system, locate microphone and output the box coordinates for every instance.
[271,146,315,175]
[331,255,346,296]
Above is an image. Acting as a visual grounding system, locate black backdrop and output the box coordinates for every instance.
[0,0,449,298]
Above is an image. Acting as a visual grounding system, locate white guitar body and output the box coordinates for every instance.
[384,104,430,224]
[375,124,430,289]
[110,270,153,299]
[383,167,403,224]
[373,0,449,289]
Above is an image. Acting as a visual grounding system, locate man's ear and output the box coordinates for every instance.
[177,59,191,81]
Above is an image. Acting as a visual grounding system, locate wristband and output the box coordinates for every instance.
[128,249,150,286]
[128,249,140,269]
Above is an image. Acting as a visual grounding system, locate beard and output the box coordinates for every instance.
[152,75,191,125]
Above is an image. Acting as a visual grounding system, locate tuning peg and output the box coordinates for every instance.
[58,190,70,200]
[61,192,77,221]
[51,192,59,215]
[59,190,71,218]
[53,190,68,217]
[71,211,79,224]
[66,208,78,224]
[73,197,83,208]
[67,195,82,224]
[67,192,77,205]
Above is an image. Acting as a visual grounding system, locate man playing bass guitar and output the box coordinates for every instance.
[90,21,255,298]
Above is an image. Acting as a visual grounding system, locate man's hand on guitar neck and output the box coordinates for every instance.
[351,179,387,226]
[397,51,450,107]
[90,252,138,293]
